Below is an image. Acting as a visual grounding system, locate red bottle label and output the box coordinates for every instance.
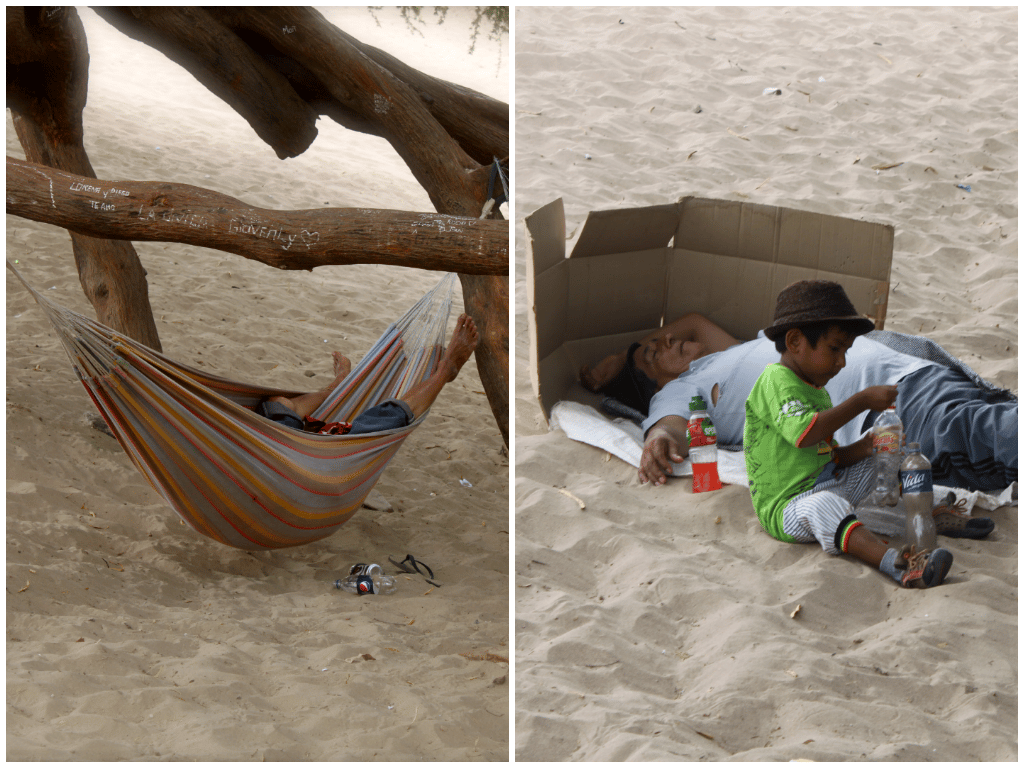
[688,417,717,448]
[873,430,899,453]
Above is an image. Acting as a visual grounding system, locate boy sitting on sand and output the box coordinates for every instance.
[744,281,953,589]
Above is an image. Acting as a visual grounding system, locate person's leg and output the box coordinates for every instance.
[396,313,478,420]
[812,455,876,508]
[843,523,892,568]
[268,351,351,420]
[255,400,305,431]
[347,400,414,435]
[783,489,861,557]
[893,366,1017,491]
[782,488,953,588]
[347,313,479,435]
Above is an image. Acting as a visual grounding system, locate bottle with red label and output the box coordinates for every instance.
[870,406,903,506]
[334,563,397,595]
[687,395,722,493]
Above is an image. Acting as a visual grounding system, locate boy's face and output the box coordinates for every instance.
[784,325,856,387]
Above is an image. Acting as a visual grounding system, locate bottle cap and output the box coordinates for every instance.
[689,395,706,411]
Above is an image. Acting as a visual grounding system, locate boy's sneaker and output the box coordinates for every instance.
[899,545,954,589]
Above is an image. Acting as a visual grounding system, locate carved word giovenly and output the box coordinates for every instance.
[227,218,320,251]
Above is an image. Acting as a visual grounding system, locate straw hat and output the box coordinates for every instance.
[764,280,875,341]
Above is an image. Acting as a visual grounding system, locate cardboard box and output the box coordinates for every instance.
[526,196,894,421]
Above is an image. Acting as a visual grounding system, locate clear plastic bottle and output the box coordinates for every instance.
[854,495,907,540]
[900,442,936,550]
[687,395,721,493]
[335,563,397,595]
[870,407,903,506]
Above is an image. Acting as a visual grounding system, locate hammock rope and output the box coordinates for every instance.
[7,261,456,549]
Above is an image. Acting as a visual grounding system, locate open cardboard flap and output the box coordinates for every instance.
[526,196,893,421]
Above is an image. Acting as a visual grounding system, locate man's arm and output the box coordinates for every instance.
[667,312,742,358]
[581,313,742,392]
[638,415,690,485]
[580,349,629,392]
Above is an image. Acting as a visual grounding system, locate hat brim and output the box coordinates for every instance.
[764,315,876,342]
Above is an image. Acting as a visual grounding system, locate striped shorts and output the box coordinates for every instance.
[782,458,876,555]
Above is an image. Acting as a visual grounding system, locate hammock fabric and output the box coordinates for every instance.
[8,261,455,550]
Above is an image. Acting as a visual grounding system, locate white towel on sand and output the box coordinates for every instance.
[550,400,1017,516]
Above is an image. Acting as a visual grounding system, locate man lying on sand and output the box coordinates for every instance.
[743,280,953,589]
[257,313,479,434]
[581,311,1017,494]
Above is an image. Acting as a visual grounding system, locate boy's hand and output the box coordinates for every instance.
[833,433,875,467]
[858,385,899,412]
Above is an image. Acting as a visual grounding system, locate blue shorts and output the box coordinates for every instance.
[257,399,413,435]
[863,365,1017,492]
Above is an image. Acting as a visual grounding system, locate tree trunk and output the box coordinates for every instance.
[7,6,161,350]
[459,273,510,447]
[7,157,508,275]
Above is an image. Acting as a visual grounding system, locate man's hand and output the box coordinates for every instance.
[580,350,628,392]
[638,417,689,485]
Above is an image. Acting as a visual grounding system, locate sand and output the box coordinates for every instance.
[7,7,508,761]
[514,6,1016,761]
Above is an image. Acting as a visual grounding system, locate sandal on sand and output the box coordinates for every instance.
[899,545,954,589]
[933,493,995,540]
[389,554,441,587]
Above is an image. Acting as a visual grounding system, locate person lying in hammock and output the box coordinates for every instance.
[257,313,479,435]
[580,312,1017,493]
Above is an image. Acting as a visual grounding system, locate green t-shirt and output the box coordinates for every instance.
[744,363,837,542]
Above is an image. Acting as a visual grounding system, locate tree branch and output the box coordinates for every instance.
[92,6,498,216]
[7,157,508,275]
[89,6,320,160]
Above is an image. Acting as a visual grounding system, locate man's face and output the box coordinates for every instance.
[633,331,704,386]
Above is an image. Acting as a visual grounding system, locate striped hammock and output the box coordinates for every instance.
[8,261,455,550]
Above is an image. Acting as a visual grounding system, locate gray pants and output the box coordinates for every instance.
[864,365,1017,492]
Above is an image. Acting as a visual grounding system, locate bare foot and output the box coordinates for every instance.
[332,351,351,379]
[441,314,479,382]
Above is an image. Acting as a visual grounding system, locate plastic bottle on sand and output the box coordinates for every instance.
[335,563,397,595]
[870,407,903,506]
[687,395,722,493]
[900,443,937,550]
[854,495,907,540]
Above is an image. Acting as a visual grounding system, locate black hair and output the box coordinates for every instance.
[773,320,867,353]
[597,342,658,415]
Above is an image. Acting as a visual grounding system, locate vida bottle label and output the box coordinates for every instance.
[900,469,933,494]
